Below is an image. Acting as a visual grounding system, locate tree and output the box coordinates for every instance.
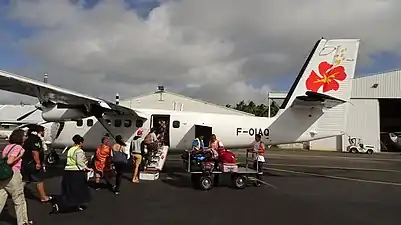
[226,100,279,117]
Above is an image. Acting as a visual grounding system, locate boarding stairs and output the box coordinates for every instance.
[139,145,169,181]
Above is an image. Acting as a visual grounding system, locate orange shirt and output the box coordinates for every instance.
[94,144,112,172]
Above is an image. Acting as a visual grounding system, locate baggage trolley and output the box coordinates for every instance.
[182,149,263,190]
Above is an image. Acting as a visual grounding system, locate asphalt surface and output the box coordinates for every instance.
[1,142,401,225]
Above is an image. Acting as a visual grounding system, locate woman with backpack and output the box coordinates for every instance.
[0,129,33,225]
[111,135,128,195]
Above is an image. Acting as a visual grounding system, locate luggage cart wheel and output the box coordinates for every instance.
[199,176,213,190]
[232,174,247,189]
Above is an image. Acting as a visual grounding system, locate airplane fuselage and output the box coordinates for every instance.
[49,106,338,152]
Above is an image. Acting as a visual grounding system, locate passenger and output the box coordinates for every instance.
[191,135,204,151]
[142,128,158,169]
[131,129,143,183]
[111,135,128,195]
[94,136,114,191]
[144,127,158,153]
[51,134,92,213]
[247,134,265,179]
[0,129,33,225]
[209,134,223,158]
[21,126,52,203]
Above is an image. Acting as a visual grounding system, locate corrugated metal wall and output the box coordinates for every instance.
[352,70,401,98]
[309,103,348,151]
[342,99,380,152]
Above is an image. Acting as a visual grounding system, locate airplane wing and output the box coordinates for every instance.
[291,91,346,109]
[0,70,147,119]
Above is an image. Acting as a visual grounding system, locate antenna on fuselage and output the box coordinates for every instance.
[115,93,120,105]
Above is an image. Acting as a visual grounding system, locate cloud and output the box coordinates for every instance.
[1,0,401,106]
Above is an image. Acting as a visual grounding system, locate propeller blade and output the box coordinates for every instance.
[16,108,38,121]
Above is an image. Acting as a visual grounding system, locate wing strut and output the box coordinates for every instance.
[95,116,116,140]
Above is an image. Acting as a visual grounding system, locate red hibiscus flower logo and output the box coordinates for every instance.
[305,61,347,93]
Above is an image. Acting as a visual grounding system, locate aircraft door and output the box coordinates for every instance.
[195,125,212,148]
[150,114,170,146]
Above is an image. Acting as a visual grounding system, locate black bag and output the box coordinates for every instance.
[112,146,127,164]
[0,144,17,181]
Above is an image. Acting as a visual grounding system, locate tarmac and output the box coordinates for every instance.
[1,143,401,225]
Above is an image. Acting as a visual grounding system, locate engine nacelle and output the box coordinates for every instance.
[41,105,87,122]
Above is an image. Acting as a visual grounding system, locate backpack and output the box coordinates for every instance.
[0,144,17,181]
[112,146,128,164]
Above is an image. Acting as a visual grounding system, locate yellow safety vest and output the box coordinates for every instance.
[193,138,201,150]
[65,145,81,170]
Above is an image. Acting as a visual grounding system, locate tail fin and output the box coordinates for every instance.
[280,38,360,110]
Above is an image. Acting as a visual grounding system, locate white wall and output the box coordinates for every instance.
[342,99,380,152]
[309,136,342,151]
[120,92,253,116]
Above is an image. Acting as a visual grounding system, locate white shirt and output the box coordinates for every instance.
[252,141,265,162]
[131,137,143,154]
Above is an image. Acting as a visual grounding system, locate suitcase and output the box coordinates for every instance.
[218,150,237,164]
[219,163,238,173]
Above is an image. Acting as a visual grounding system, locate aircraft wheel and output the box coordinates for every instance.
[199,176,213,191]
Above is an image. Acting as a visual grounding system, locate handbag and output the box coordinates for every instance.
[0,144,17,181]
[112,146,127,164]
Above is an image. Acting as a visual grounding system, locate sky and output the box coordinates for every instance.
[1,0,401,106]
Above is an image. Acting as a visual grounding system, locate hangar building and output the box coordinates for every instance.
[120,90,254,116]
[269,69,401,152]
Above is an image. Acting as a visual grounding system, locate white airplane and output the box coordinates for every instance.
[0,38,360,155]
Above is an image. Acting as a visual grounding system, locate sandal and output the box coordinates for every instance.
[41,196,53,203]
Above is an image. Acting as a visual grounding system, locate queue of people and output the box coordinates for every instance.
[1,125,265,223]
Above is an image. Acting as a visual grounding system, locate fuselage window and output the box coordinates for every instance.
[124,120,132,128]
[76,119,83,127]
[87,119,94,127]
[172,120,180,128]
[114,119,122,127]
[135,119,143,128]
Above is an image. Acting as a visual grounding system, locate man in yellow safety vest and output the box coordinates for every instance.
[191,135,204,151]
